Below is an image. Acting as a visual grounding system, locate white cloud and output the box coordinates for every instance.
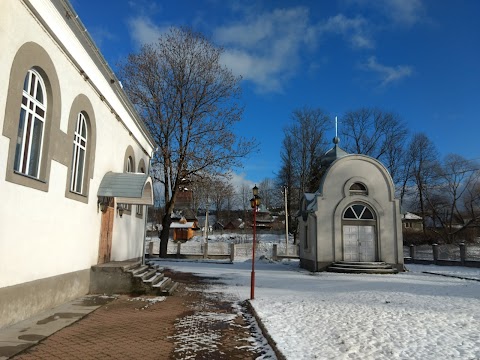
[318,14,374,49]
[213,7,317,93]
[349,0,425,27]
[228,171,255,193]
[362,56,413,87]
[380,0,425,26]
[127,16,169,46]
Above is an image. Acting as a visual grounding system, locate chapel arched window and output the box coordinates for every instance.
[343,204,375,220]
[349,182,368,195]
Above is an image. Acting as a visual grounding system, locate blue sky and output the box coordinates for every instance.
[73,0,480,186]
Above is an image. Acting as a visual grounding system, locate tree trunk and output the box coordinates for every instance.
[159,213,172,257]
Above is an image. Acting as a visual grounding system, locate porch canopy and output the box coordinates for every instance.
[97,171,154,205]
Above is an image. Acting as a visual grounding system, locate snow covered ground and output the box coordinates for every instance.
[151,259,480,360]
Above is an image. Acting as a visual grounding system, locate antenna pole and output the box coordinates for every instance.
[335,116,338,138]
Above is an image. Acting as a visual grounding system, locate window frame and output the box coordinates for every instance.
[13,68,47,179]
[70,112,88,194]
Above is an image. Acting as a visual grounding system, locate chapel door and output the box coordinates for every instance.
[98,198,114,264]
[342,204,377,262]
[343,225,360,261]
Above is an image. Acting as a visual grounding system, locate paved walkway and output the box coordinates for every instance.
[1,271,274,359]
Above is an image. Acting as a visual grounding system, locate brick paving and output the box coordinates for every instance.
[12,271,269,360]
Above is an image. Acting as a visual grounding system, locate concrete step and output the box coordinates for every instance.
[336,261,388,266]
[122,262,142,272]
[328,266,398,274]
[143,273,164,284]
[135,268,157,280]
[129,265,149,276]
[333,263,392,269]
[327,261,398,274]
[153,278,178,296]
[152,277,172,289]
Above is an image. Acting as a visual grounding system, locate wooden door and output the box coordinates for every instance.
[98,199,114,264]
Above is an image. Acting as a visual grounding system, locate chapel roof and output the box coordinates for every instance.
[320,137,349,168]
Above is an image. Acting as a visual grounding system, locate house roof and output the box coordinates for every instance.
[170,222,195,229]
[402,212,422,220]
[97,172,153,205]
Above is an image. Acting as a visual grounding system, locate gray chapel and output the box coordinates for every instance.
[298,137,404,273]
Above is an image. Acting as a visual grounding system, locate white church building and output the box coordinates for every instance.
[0,0,155,327]
[298,137,404,272]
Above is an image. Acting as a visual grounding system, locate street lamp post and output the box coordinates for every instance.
[250,185,261,300]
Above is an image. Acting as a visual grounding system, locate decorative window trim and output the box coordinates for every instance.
[121,146,136,215]
[3,42,62,192]
[64,94,96,204]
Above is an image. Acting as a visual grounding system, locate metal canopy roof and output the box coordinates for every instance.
[97,172,154,205]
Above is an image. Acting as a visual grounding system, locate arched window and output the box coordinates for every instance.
[126,156,133,173]
[70,113,88,194]
[136,161,146,217]
[123,155,134,212]
[343,204,375,220]
[349,182,368,195]
[14,69,47,178]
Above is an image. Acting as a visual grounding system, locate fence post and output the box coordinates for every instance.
[459,243,466,265]
[176,242,181,258]
[230,243,235,262]
[148,241,154,257]
[432,244,438,264]
[204,243,208,259]
[409,244,416,260]
[272,244,278,261]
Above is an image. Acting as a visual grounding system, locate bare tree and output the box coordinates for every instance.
[259,178,282,209]
[278,107,330,243]
[340,108,408,184]
[118,27,256,256]
[405,133,439,239]
[426,154,480,242]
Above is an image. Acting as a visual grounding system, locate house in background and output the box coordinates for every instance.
[402,212,423,231]
[224,218,245,230]
[171,218,195,241]
[0,0,155,328]
[255,205,274,230]
[298,137,404,272]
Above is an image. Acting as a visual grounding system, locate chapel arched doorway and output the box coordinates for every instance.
[342,204,377,262]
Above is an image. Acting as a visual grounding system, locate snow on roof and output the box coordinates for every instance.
[402,212,422,220]
[170,222,194,229]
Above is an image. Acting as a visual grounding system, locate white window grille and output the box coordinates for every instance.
[70,113,87,194]
[14,69,47,178]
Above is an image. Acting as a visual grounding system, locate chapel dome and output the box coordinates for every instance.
[320,137,349,168]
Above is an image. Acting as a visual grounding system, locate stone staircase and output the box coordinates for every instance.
[126,262,178,296]
[90,261,178,296]
[327,261,398,274]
